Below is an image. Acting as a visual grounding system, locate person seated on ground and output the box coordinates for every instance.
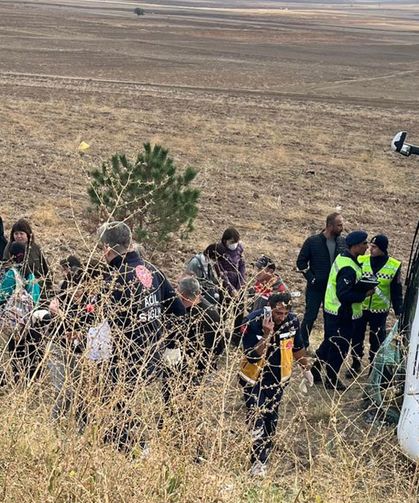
[248,255,287,311]
[239,292,313,478]
[214,227,246,345]
[0,242,41,382]
[3,218,52,295]
[185,243,221,306]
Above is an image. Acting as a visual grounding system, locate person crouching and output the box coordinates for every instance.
[239,292,312,477]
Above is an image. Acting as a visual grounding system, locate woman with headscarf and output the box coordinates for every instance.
[3,218,52,294]
[0,242,41,381]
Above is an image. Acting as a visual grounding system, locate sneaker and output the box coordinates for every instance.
[249,460,267,478]
[131,442,151,460]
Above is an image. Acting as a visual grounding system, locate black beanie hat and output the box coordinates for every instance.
[371,234,389,254]
[60,255,82,270]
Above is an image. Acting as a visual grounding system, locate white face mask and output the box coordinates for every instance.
[227,242,239,251]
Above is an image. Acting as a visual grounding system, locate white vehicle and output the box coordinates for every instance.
[391,132,419,461]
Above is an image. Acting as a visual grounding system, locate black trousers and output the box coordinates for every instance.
[105,351,161,452]
[351,311,387,365]
[240,379,284,464]
[316,313,355,384]
[300,286,326,348]
[7,326,44,382]
[221,297,244,347]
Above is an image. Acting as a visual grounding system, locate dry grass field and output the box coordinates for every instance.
[0,1,419,501]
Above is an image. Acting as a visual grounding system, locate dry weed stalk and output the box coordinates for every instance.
[0,145,417,503]
[0,254,418,502]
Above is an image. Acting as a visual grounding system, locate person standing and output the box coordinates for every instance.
[185,244,221,306]
[347,234,403,377]
[214,227,246,345]
[239,292,312,477]
[296,213,346,348]
[0,216,7,261]
[162,276,223,409]
[215,227,246,297]
[97,221,185,451]
[0,242,41,381]
[313,231,373,390]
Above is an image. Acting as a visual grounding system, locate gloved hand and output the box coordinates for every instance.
[31,309,50,324]
[163,348,182,368]
[302,368,314,387]
[299,368,314,394]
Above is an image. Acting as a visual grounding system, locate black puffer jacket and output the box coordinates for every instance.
[296,232,346,290]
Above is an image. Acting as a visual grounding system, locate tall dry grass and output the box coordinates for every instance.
[0,261,418,503]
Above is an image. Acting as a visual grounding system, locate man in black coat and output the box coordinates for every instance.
[162,275,223,401]
[98,221,186,380]
[98,221,185,451]
[296,212,346,347]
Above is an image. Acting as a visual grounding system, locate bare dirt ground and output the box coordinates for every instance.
[0,1,418,501]
[0,0,418,273]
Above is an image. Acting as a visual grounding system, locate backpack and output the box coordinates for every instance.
[1,268,35,330]
[186,254,221,305]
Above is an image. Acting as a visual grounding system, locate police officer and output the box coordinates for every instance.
[347,234,403,377]
[313,231,373,390]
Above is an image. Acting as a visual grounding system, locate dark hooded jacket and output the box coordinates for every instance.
[105,251,185,365]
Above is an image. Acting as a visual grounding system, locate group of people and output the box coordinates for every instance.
[296,212,403,391]
[0,212,403,477]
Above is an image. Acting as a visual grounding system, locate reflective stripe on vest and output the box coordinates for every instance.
[358,255,401,313]
[324,255,363,319]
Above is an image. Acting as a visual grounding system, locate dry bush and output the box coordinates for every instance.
[0,261,418,503]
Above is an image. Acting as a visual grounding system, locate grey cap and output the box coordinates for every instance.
[97,221,132,254]
[178,275,201,300]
